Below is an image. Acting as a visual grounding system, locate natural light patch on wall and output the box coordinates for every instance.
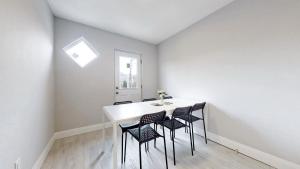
[63,37,99,67]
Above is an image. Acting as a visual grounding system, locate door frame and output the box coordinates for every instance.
[114,48,143,102]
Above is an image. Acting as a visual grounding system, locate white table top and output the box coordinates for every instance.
[103,98,201,123]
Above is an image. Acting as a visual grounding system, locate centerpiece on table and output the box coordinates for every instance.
[157,90,167,104]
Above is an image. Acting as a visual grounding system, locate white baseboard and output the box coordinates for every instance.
[54,122,112,139]
[32,135,56,169]
[195,130,300,169]
[32,122,112,169]
[34,123,300,169]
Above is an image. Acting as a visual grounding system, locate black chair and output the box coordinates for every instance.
[160,106,194,165]
[127,111,169,169]
[113,101,133,105]
[142,97,162,147]
[142,98,157,102]
[179,102,207,150]
[113,101,139,164]
[163,96,173,99]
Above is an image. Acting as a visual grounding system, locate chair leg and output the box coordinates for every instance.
[202,113,208,144]
[147,142,149,151]
[154,124,157,148]
[144,142,149,152]
[124,132,128,162]
[188,122,194,156]
[185,121,187,133]
[139,143,142,169]
[191,122,195,151]
[174,129,176,138]
[121,132,124,164]
[172,129,176,165]
[162,127,169,169]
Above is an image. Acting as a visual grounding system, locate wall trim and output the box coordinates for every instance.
[195,130,300,169]
[33,123,300,169]
[54,122,112,139]
[32,122,111,169]
[32,135,56,169]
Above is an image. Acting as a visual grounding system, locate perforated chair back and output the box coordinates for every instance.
[172,106,192,118]
[192,102,206,112]
[163,96,173,99]
[140,111,166,126]
[113,101,133,105]
[142,98,157,102]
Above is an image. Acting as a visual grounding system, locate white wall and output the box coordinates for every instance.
[158,0,300,166]
[54,18,158,131]
[0,0,54,169]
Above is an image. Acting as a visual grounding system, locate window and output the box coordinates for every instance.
[63,37,99,68]
[119,56,138,89]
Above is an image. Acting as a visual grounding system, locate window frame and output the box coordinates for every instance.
[63,37,99,68]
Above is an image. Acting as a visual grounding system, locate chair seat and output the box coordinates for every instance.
[162,119,186,130]
[128,125,162,143]
[178,115,202,123]
[119,122,140,132]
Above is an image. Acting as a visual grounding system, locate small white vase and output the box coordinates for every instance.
[159,95,164,105]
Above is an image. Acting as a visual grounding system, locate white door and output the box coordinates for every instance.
[115,50,142,102]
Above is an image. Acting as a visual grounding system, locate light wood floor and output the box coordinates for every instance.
[42,127,275,169]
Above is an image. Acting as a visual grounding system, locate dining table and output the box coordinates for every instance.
[103,98,202,169]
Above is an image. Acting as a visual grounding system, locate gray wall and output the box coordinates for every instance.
[158,0,300,165]
[54,18,158,131]
[0,0,54,169]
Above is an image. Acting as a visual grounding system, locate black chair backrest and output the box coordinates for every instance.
[163,96,173,99]
[172,106,192,118]
[113,101,133,105]
[140,111,166,126]
[192,102,206,112]
[142,98,157,102]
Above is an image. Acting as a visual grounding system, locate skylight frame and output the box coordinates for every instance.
[63,37,99,68]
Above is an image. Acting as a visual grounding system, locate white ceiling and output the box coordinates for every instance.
[48,0,234,44]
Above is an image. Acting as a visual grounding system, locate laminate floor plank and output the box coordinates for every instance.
[41,127,274,169]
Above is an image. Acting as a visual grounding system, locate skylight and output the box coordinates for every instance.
[63,37,99,68]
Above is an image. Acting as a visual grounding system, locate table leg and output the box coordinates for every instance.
[112,122,118,169]
[102,114,106,144]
